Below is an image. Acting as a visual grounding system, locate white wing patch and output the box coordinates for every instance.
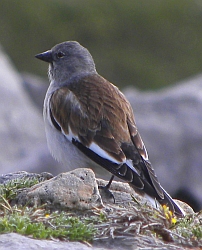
[62,126,124,164]
[89,142,124,164]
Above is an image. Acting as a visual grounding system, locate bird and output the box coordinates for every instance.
[35,41,185,216]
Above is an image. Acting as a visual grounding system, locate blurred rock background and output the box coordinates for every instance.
[0,0,202,211]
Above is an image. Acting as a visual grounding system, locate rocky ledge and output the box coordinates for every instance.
[0,169,200,250]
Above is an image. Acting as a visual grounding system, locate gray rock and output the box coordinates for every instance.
[0,233,107,250]
[22,73,48,111]
[0,169,193,250]
[0,232,188,250]
[2,169,192,214]
[14,168,102,210]
[0,45,63,176]
[0,170,53,184]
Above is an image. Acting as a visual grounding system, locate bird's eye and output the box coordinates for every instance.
[56,51,65,59]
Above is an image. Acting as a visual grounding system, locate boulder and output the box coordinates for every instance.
[0,233,105,250]
[0,45,62,175]
[13,168,102,210]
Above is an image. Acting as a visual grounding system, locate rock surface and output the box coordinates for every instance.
[13,168,102,210]
[1,169,193,214]
[0,169,195,250]
[0,171,53,184]
[0,45,63,176]
[0,233,109,250]
[0,232,189,250]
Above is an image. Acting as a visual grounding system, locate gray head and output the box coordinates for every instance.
[35,41,97,85]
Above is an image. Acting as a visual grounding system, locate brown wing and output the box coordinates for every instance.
[50,74,129,163]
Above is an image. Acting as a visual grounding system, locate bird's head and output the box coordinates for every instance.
[35,41,96,85]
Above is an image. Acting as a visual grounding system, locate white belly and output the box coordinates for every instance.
[45,120,91,168]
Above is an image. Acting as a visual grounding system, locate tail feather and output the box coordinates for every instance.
[158,187,185,217]
[129,181,185,216]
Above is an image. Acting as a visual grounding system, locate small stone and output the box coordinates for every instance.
[14,168,102,210]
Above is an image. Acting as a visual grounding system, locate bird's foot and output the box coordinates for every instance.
[98,175,115,203]
[98,185,115,203]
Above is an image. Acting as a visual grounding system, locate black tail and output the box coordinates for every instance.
[158,187,185,217]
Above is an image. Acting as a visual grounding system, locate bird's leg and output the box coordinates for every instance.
[104,175,114,189]
[98,175,115,203]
